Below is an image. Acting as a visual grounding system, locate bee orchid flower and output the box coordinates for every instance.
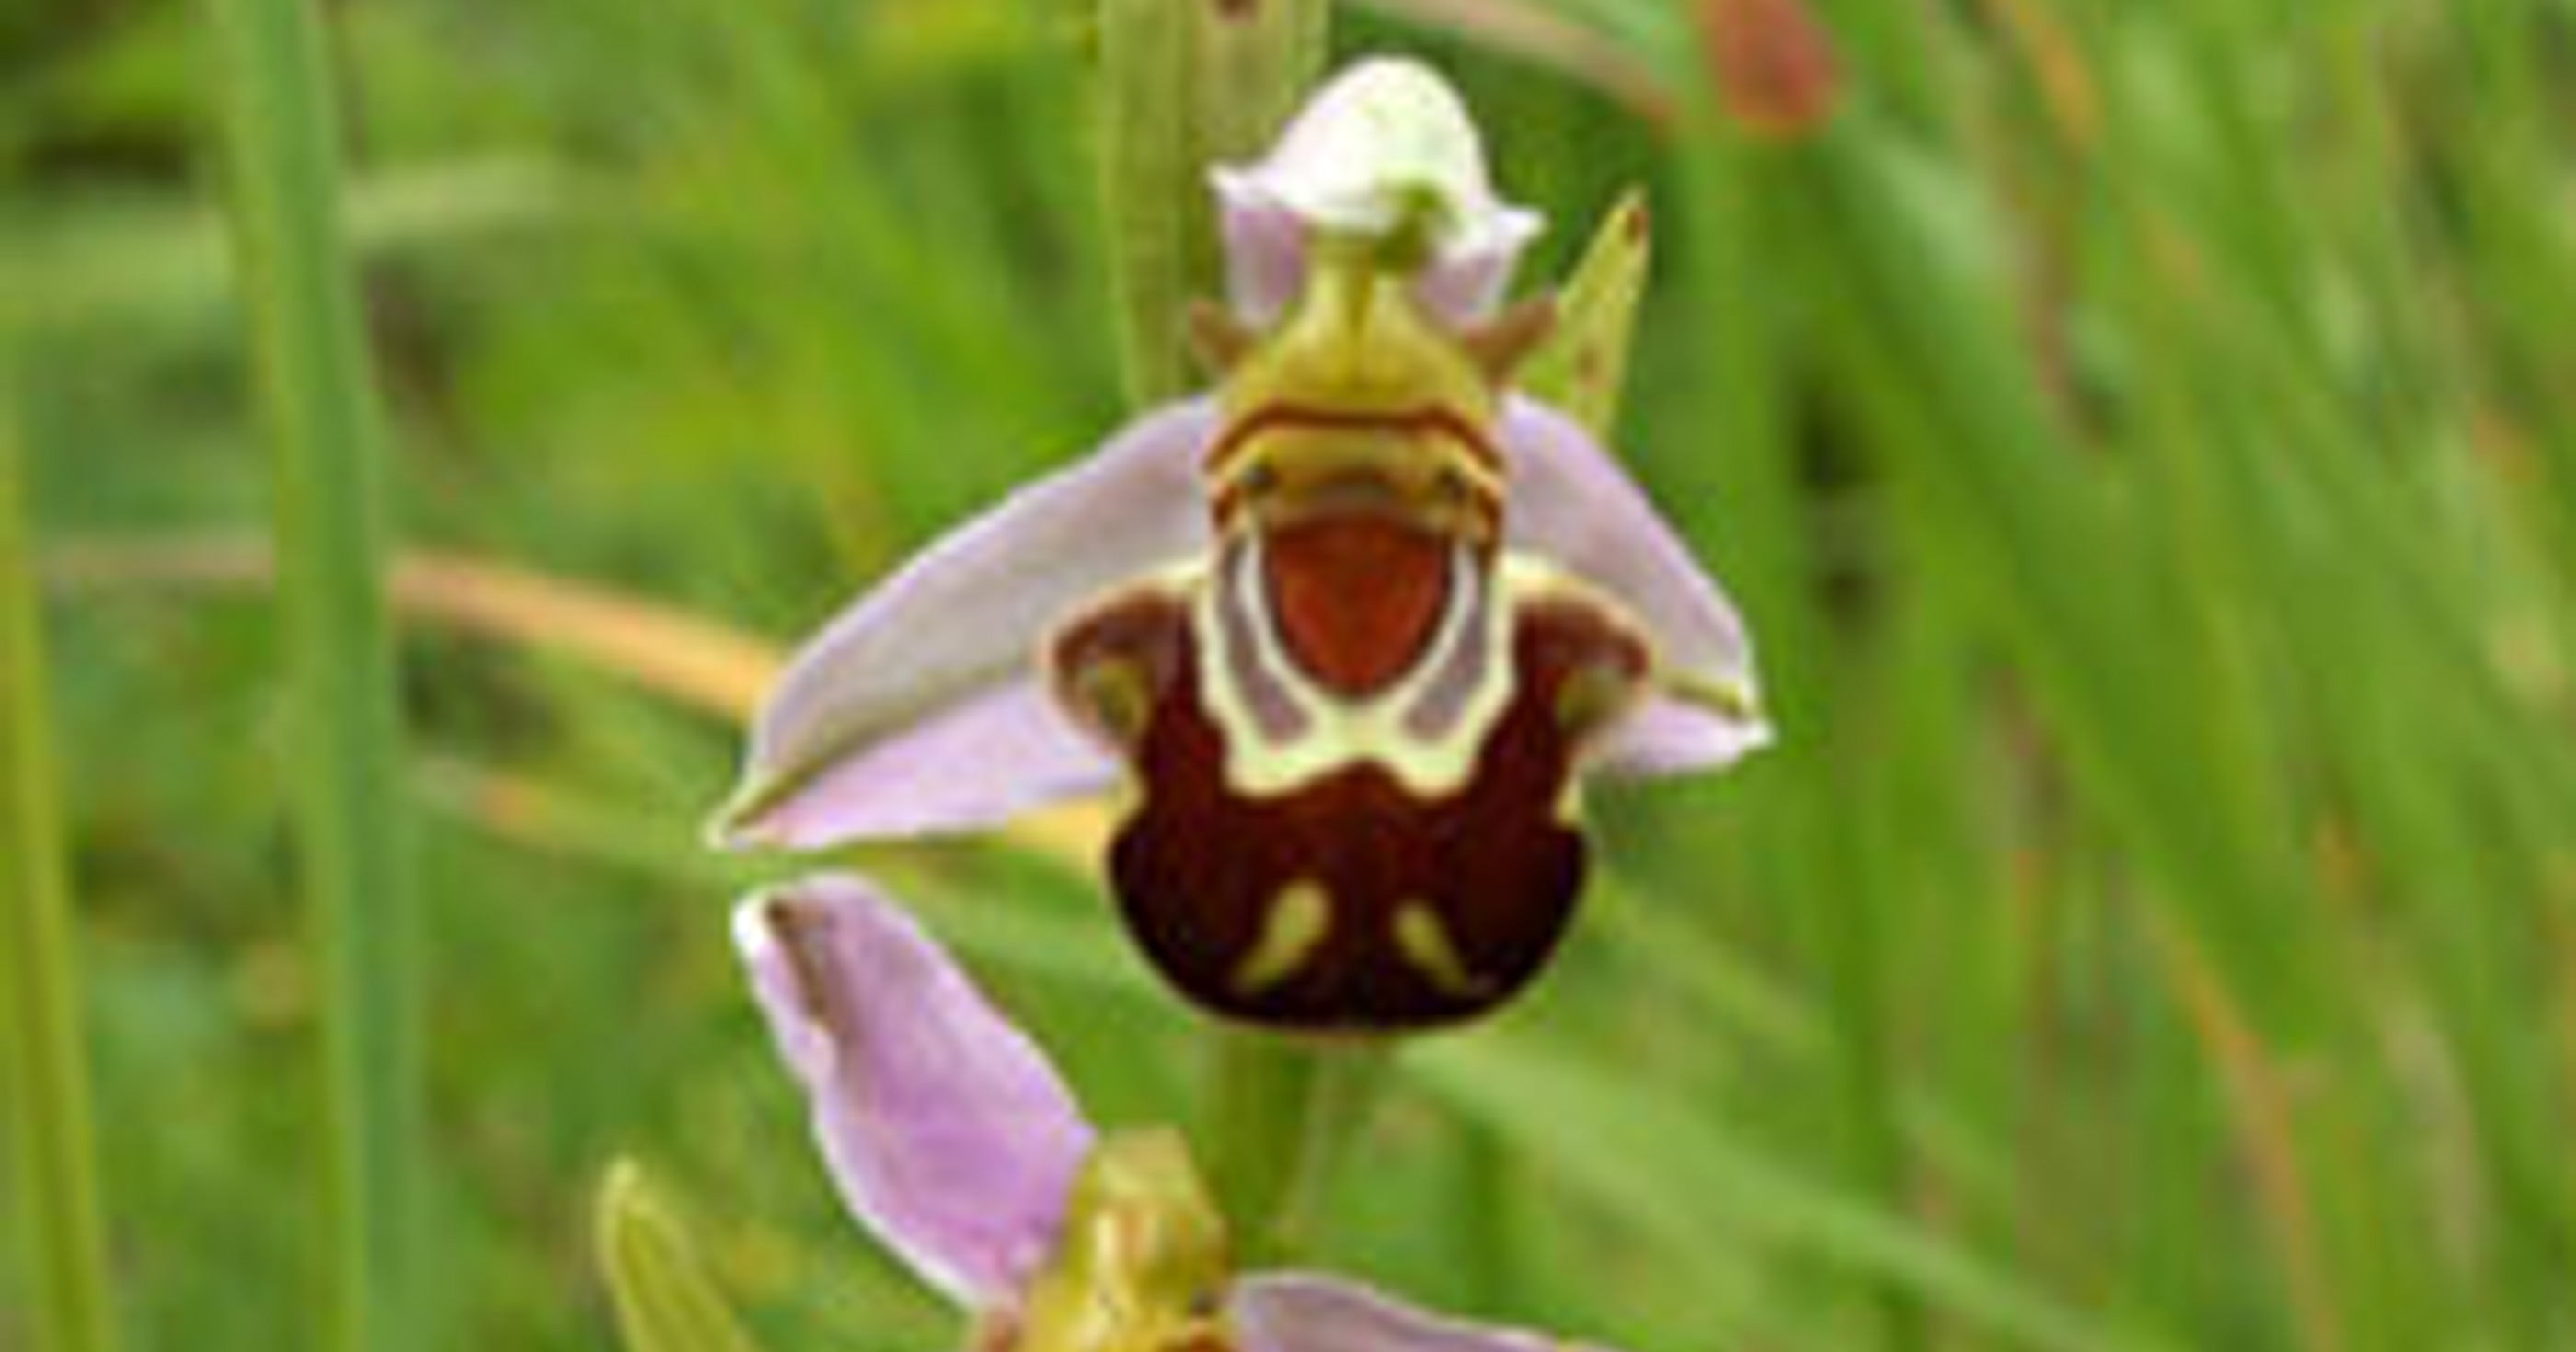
[739,876,1628,1352]
[715,58,1767,1030]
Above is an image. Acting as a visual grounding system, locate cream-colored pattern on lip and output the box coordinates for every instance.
[1193,544,1685,807]
[1195,532,1514,801]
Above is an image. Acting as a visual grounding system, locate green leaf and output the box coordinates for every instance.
[0,353,122,1352]
[200,0,425,1342]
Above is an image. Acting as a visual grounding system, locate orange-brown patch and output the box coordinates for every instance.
[1262,517,1452,697]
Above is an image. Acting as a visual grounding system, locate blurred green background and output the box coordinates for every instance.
[4,0,2571,1348]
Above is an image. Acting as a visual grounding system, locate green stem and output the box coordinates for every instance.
[1098,0,1328,403]
[1453,1121,1519,1312]
[201,0,423,1346]
[1202,1031,1388,1261]
[0,361,122,1352]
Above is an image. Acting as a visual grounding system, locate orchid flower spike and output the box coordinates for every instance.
[716,57,1768,1032]
[739,877,1629,1352]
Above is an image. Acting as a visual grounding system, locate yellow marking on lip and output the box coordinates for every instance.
[1064,654,1156,748]
[1393,901,1485,998]
[1232,880,1334,995]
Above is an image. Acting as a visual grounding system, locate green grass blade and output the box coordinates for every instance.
[198,0,423,1346]
[0,360,122,1352]
[0,156,568,338]
[1417,1032,2162,1352]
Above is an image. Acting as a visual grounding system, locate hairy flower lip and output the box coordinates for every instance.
[736,876,1645,1351]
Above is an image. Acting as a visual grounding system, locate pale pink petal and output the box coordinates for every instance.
[1409,230,1537,324]
[1500,394,1768,770]
[1212,57,1543,326]
[1231,1272,1625,1352]
[1214,178,1539,327]
[735,878,1096,1311]
[1218,58,1535,255]
[1593,694,1776,779]
[1217,188,1313,327]
[727,679,1117,851]
[716,398,1218,847]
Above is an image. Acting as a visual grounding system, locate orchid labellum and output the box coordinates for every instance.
[716,59,1767,1031]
